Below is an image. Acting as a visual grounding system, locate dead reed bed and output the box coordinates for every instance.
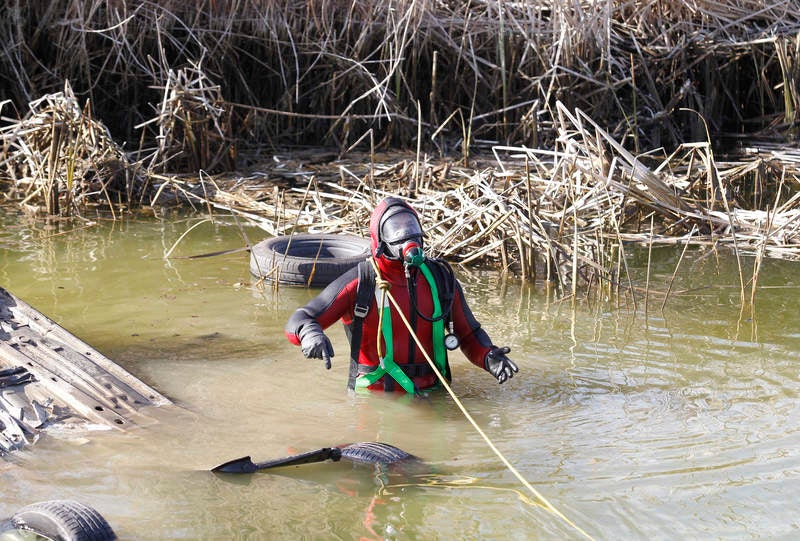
[2,0,800,154]
[0,81,139,216]
[155,100,800,295]
[2,1,800,293]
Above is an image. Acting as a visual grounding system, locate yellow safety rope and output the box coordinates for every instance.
[369,257,595,541]
[375,275,390,359]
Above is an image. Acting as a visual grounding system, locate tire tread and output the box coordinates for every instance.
[250,234,370,287]
[12,499,116,541]
[341,442,413,464]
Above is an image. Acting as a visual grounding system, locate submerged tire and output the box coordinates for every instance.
[250,234,371,287]
[11,499,116,541]
[340,442,414,464]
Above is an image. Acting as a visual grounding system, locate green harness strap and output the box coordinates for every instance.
[418,262,448,376]
[355,261,447,394]
[355,303,417,394]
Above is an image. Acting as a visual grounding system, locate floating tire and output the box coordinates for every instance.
[11,499,116,541]
[250,234,371,287]
[340,442,414,464]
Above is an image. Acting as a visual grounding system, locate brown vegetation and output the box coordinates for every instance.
[2,0,800,290]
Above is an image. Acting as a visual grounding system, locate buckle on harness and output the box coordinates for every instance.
[353,303,369,318]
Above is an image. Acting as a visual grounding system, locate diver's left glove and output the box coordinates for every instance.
[298,322,334,369]
[484,346,519,384]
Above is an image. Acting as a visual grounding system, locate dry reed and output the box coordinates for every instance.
[157,98,800,293]
[2,1,800,293]
[2,0,800,153]
[0,81,139,214]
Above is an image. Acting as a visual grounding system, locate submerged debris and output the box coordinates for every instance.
[0,286,172,455]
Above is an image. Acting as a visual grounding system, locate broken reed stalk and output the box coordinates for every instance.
[693,111,748,306]
[749,209,768,311]
[750,170,786,308]
[661,226,697,312]
[645,216,654,320]
[524,157,535,282]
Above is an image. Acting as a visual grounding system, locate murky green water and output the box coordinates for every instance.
[2,206,800,540]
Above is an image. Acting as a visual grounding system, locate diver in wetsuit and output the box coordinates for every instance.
[285,197,518,393]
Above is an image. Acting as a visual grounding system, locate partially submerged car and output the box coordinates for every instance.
[0,286,172,454]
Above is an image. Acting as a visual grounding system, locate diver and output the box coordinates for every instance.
[285,197,518,394]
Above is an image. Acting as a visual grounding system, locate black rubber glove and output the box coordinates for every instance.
[484,346,519,384]
[298,323,334,369]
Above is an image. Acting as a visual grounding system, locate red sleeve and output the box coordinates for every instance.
[285,267,360,344]
[451,281,494,369]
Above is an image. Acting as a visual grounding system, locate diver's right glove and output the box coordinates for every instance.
[298,322,334,369]
[484,346,519,384]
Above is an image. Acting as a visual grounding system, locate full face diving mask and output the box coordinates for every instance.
[379,209,425,266]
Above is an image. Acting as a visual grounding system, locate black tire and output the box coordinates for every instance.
[340,442,414,464]
[11,500,116,541]
[250,233,371,287]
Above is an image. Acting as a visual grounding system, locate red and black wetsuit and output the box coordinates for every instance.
[285,254,495,392]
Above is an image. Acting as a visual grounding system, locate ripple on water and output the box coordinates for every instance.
[478,299,799,511]
[4,216,800,539]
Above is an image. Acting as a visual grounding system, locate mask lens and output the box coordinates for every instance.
[380,210,422,244]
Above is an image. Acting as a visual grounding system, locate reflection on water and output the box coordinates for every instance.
[2,207,800,539]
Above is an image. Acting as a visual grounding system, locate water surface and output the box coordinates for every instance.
[1,207,799,540]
